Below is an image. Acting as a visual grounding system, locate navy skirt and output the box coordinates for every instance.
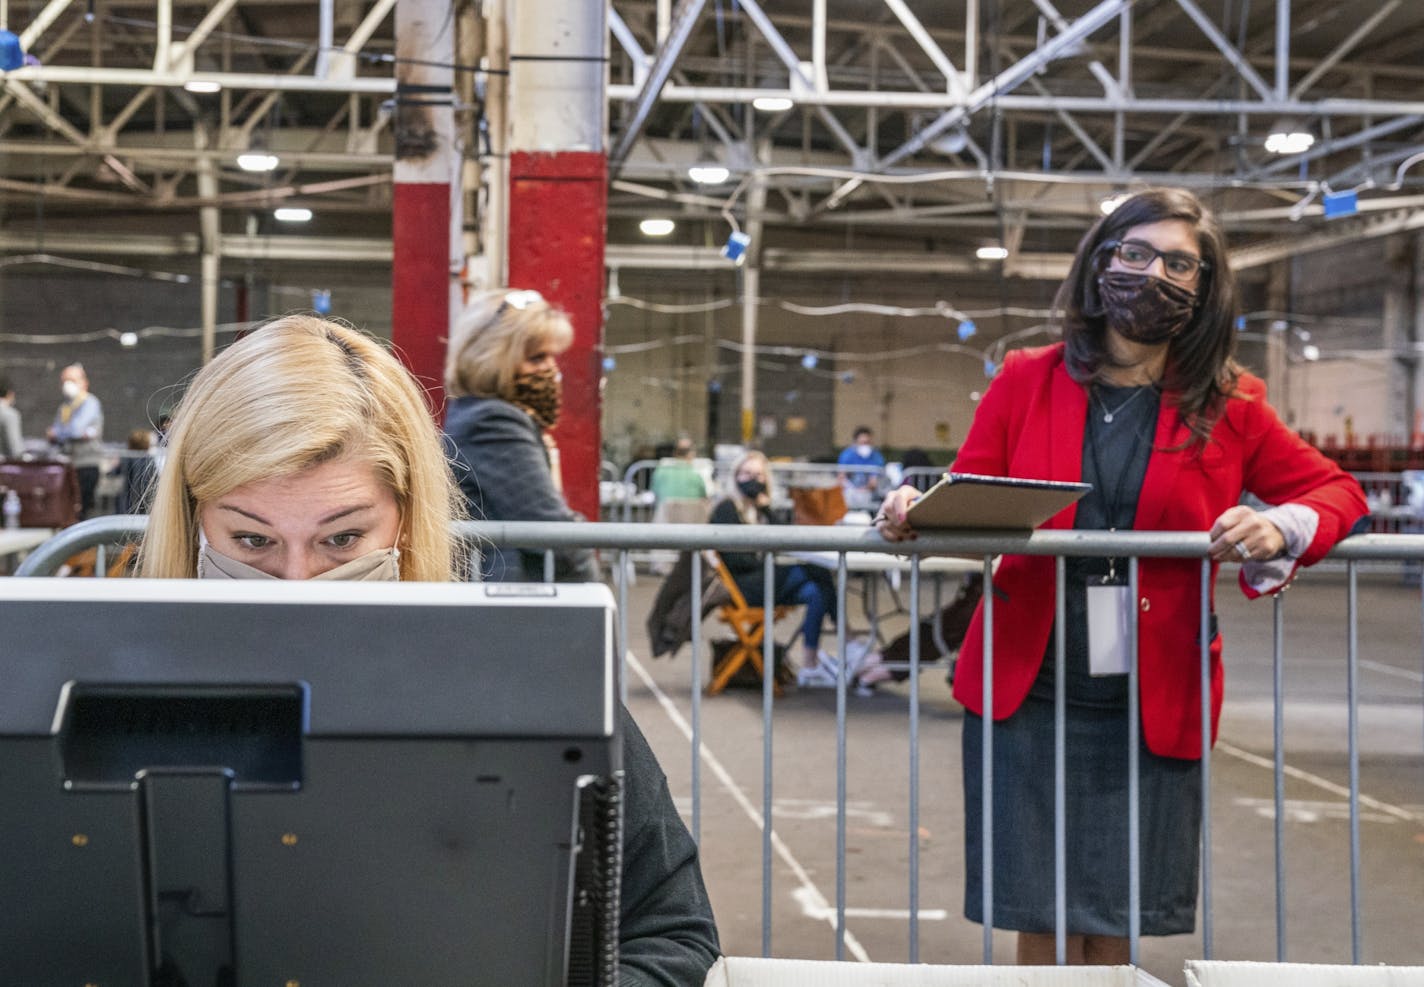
[962,697,1202,937]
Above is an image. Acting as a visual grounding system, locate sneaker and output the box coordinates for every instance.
[796,653,840,689]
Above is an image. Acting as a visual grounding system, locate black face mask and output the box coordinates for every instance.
[737,479,766,500]
[1097,271,1198,345]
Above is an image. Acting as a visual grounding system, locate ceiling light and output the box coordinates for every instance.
[237,153,280,172]
[752,96,793,113]
[687,163,730,185]
[639,217,675,237]
[1302,344,1321,362]
[976,245,1008,261]
[183,79,221,94]
[274,207,312,222]
[1100,192,1130,214]
[118,331,139,348]
[1265,130,1314,155]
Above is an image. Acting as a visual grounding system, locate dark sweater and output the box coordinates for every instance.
[444,396,597,582]
[619,708,721,985]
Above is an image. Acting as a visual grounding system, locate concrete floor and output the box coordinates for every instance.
[618,562,1424,985]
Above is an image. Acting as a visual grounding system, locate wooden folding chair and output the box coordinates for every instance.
[703,549,790,697]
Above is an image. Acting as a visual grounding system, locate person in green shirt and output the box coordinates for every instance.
[650,437,710,502]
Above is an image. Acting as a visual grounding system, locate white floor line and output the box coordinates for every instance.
[1360,658,1424,684]
[626,650,873,963]
[1215,741,1422,823]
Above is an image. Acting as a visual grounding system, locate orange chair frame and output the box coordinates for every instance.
[704,550,790,697]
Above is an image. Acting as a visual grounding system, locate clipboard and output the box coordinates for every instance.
[904,472,1091,530]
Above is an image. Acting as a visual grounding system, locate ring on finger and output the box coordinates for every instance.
[1233,540,1250,561]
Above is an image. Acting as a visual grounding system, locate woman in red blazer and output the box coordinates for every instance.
[877,188,1365,965]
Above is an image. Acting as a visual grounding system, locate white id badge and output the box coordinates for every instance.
[1086,577,1132,676]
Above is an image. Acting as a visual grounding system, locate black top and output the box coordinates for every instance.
[618,707,722,984]
[1029,383,1159,708]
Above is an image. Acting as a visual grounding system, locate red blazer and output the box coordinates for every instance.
[949,344,1366,759]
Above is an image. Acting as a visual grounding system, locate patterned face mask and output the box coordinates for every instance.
[510,364,562,429]
[1096,271,1198,345]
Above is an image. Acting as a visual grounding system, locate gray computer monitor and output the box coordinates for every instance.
[0,579,620,986]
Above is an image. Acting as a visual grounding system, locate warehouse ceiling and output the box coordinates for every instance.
[0,0,1421,286]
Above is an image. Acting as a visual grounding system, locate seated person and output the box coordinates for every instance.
[115,428,157,514]
[709,450,840,688]
[650,436,711,525]
[137,315,720,985]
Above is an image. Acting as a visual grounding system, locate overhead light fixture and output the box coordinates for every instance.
[1265,122,1314,155]
[687,162,730,185]
[274,207,312,222]
[752,96,793,113]
[118,331,139,348]
[1301,344,1321,362]
[237,152,280,172]
[976,245,1009,261]
[183,79,221,94]
[639,217,675,237]
[1100,192,1130,214]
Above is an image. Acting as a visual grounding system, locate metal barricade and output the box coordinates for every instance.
[14,517,1424,970]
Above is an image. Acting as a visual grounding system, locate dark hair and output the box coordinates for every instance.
[1057,187,1241,445]
[0,375,11,397]
[852,426,873,440]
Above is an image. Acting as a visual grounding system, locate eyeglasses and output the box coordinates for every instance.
[1100,239,1210,283]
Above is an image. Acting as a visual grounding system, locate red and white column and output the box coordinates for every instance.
[506,1,607,522]
[391,0,461,411]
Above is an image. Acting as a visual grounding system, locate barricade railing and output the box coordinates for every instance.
[15,517,1424,970]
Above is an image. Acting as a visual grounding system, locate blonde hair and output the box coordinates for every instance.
[139,316,464,581]
[445,288,574,400]
[726,449,772,523]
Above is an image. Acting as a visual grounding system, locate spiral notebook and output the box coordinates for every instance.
[904,472,1091,530]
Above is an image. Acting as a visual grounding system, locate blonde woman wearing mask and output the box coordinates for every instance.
[138,316,721,985]
[444,288,598,582]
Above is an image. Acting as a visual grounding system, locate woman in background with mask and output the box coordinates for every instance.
[444,288,597,582]
[876,188,1365,964]
[710,449,850,689]
[138,316,720,985]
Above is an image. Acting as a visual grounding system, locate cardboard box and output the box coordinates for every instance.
[704,957,1169,986]
[1185,961,1424,986]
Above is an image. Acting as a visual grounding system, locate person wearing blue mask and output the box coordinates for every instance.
[138,316,720,986]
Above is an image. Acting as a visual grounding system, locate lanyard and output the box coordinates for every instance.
[1085,385,1153,578]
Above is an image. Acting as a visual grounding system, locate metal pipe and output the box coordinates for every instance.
[615,550,630,707]
[1348,561,1362,963]
[1054,555,1067,965]
[908,555,922,963]
[1128,556,1141,963]
[608,0,709,173]
[835,551,849,960]
[760,549,774,956]
[1273,592,1288,960]
[812,0,828,93]
[1173,0,1274,101]
[964,0,978,90]
[1275,0,1289,101]
[1290,0,1401,99]
[981,553,994,963]
[1200,560,1214,958]
[608,83,1424,119]
[692,550,703,846]
[19,516,1424,578]
[18,0,75,51]
[885,0,963,96]
[152,0,172,76]
[317,0,334,78]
